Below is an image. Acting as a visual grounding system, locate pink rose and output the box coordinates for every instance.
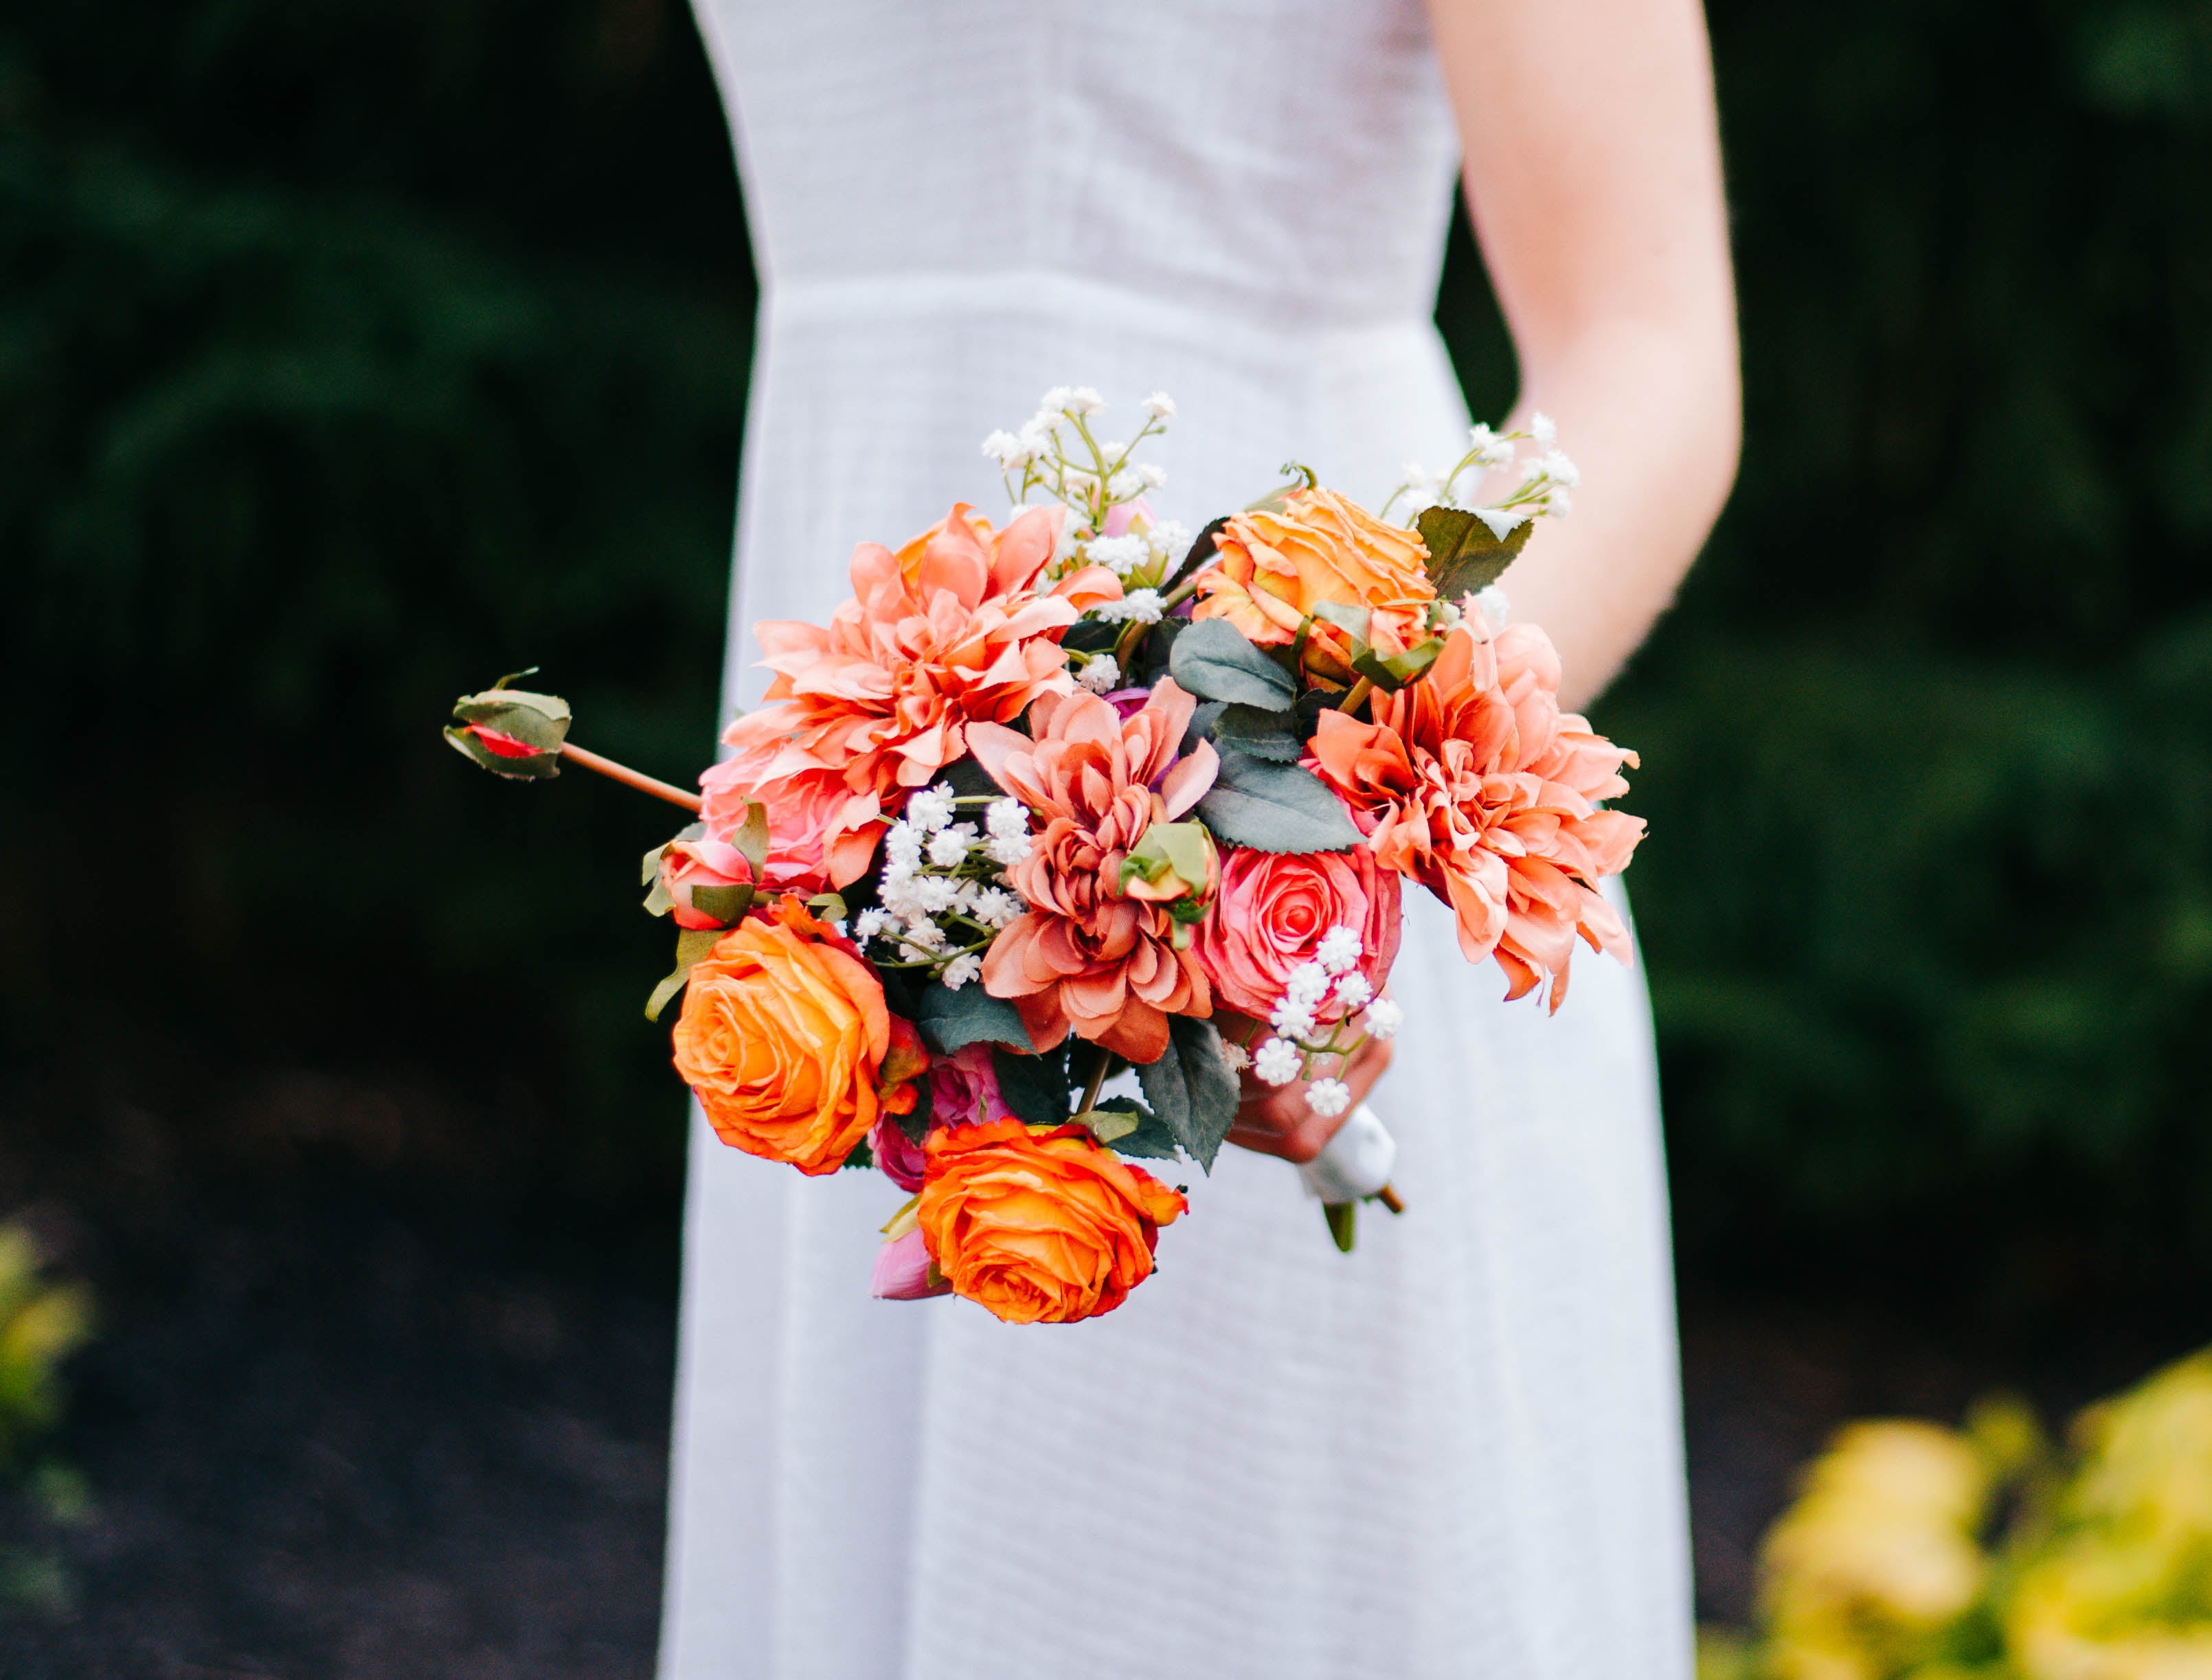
[1194,843,1403,1021]
[870,1227,950,1300]
[697,757,885,896]
[870,1113,929,1192]
[657,838,755,931]
[926,1044,1014,1131]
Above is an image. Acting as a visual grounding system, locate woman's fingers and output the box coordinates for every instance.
[1225,1035,1395,1164]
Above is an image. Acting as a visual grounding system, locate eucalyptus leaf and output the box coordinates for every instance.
[1169,618,1296,709]
[1417,505,1535,602]
[991,1044,1072,1125]
[1210,702,1304,761]
[1133,1017,1239,1172]
[1196,749,1363,854]
[918,983,1036,1055]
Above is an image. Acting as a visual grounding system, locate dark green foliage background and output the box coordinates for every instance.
[3,1,2208,1298]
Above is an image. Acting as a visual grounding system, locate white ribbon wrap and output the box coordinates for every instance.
[1296,1103,1396,1203]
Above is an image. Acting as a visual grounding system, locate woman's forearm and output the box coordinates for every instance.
[1425,0,1741,710]
[1486,318,1740,711]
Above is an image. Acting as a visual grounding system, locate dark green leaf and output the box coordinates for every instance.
[1196,748,1363,854]
[1134,1016,1240,1172]
[918,983,1037,1055]
[1170,617,1296,708]
[1061,619,1122,656]
[1210,702,1304,761]
[935,755,1005,802]
[991,1044,1072,1124]
[1092,1095,1182,1160]
[1417,506,1535,602]
[842,1137,877,1170]
[895,1071,933,1144]
[1159,516,1231,594]
[1129,615,1186,689]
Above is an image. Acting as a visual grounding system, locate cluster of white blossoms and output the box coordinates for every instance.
[1384,412,1579,538]
[982,389,1188,571]
[1219,924,1406,1120]
[852,784,1032,990]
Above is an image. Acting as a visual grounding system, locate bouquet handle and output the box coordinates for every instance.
[1298,1104,1404,1251]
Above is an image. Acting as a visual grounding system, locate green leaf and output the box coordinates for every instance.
[1170,619,1296,709]
[843,1137,877,1170]
[1196,749,1363,854]
[1309,600,1373,643]
[1134,1016,1240,1172]
[806,892,848,924]
[895,1069,934,1144]
[730,801,769,881]
[1075,1107,1140,1144]
[1417,505,1536,602]
[1159,516,1231,594]
[443,723,561,780]
[644,926,725,1022]
[1092,1095,1182,1160]
[991,1045,1072,1125]
[1350,636,1448,693]
[934,755,1004,804]
[451,687,572,750]
[1210,703,1304,761]
[918,984,1037,1055]
[1324,1201,1358,1253]
[689,883,755,924]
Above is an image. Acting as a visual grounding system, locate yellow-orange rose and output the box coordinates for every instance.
[1193,486,1435,683]
[919,1117,1188,1324]
[673,896,899,1175]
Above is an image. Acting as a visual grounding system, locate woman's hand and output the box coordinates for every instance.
[1217,1012,1395,1165]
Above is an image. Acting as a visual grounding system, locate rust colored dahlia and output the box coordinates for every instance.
[714,506,1122,875]
[1307,611,1644,1010]
[967,680,1219,1063]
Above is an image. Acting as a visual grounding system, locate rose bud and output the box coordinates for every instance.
[869,1227,951,1301]
[443,677,571,780]
[1117,820,1220,907]
[646,833,757,929]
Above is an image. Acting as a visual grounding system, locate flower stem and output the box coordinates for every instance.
[1340,677,1375,717]
[1078,1045,1111,1115]
[558,742,703,813]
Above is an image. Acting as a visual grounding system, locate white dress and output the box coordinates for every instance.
[663,4,1693,1677]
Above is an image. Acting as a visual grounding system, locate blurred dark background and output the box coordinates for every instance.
[1,0,2208,1672]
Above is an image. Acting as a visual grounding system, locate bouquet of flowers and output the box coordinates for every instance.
[445,387,1644,1324]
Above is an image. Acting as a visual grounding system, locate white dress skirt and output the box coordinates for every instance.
[661,3,1693,1675]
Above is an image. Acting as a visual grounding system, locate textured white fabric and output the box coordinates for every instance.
[662,4,1693,1677]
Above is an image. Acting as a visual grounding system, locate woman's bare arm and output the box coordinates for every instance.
[1427,0,1741,710]
[1229,1,1737,1161]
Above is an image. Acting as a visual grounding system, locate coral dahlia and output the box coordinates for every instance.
[1307,609,1644,1009]
[967,680,1219,1063]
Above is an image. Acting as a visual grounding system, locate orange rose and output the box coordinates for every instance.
[1193,486,1435,683]
[918,1117,1188,1324]
[673,896,916,1174]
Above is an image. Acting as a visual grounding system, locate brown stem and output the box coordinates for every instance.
[1077,1045,1111,1115]
[1377,1183,1406,1216]
[558,742,703,813]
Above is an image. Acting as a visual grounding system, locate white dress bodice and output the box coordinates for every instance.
[665,6,1693,1678]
